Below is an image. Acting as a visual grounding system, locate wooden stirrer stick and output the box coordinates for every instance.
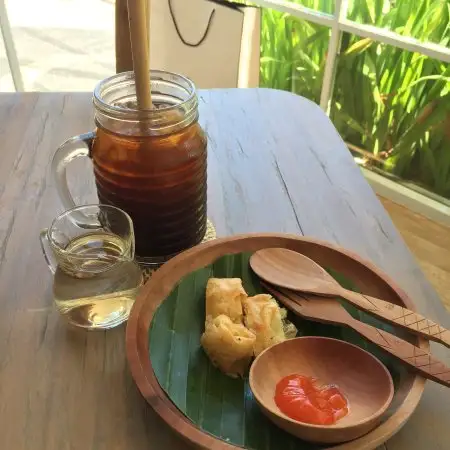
[127,0,152,110]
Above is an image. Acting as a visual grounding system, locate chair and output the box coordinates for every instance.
[115,0,133,73]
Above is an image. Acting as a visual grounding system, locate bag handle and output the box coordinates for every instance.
[168,0,216,47]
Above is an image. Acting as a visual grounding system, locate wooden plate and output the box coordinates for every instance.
[126,234,427,450]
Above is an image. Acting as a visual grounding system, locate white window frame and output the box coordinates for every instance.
[0,0,24,91]
[253,0,450,110]
[254,0,450,223]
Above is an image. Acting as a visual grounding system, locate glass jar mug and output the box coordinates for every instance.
[52,70,208,266]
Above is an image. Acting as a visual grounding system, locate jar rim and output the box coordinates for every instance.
[48,204,134,261]
[93,70,197,121]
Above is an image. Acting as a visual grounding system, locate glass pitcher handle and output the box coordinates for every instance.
[51,131,95,211]
[39,229,57,274]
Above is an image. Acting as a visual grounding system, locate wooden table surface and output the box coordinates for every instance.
[0,90,449,450]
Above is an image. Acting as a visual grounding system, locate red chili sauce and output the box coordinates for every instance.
[274,374,349,425]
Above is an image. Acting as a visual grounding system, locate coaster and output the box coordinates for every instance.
[141,219,216,282]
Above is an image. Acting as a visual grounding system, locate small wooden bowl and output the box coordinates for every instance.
[249,336,395,444]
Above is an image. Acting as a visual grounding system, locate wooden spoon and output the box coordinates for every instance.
[250,248,450,349]
[262,283,450,388]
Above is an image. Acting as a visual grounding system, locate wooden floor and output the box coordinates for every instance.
[380,196,450,311]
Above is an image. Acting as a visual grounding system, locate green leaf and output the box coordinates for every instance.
[388,94,450,176]
[260,56,283,64]
[374,95,393,153]
[333,105,367,135]
[260,0,450,198]
[149,252,405,449]
[343,37,374,57]
[397,75,450,97]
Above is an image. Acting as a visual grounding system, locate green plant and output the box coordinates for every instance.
[260,0,450,198]
[260,1,332,102]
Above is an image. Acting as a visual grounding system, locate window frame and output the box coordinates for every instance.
[253,0,450,111]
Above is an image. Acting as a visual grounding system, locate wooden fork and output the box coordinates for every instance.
[262,283,450,388]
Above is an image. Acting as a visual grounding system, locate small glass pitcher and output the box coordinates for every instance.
[40,204,143,330]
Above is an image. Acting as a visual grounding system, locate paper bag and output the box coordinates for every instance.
[149,0,261,88]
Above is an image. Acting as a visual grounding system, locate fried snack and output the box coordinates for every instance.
[243,294,297,356]
[200,314,256,378]
[205,278,247,324]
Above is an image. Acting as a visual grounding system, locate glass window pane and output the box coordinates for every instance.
[330,33,450,199]
[260,10,330,104]
[347,0,450,46]
[0,0,115,92]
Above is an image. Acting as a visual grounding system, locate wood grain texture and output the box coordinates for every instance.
[342,290,450,349]
[116,0,133,73]
[127,234,424,450]
[249,336,394,444]
[251,247,450,349]
[380,196,450,312]
[350,321,450,387]
[126,0,152,109]
[264,285,450,389]
[0,89,449,450]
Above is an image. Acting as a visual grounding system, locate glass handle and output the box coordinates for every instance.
[51,131,96,211]
[40,229,57,274]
